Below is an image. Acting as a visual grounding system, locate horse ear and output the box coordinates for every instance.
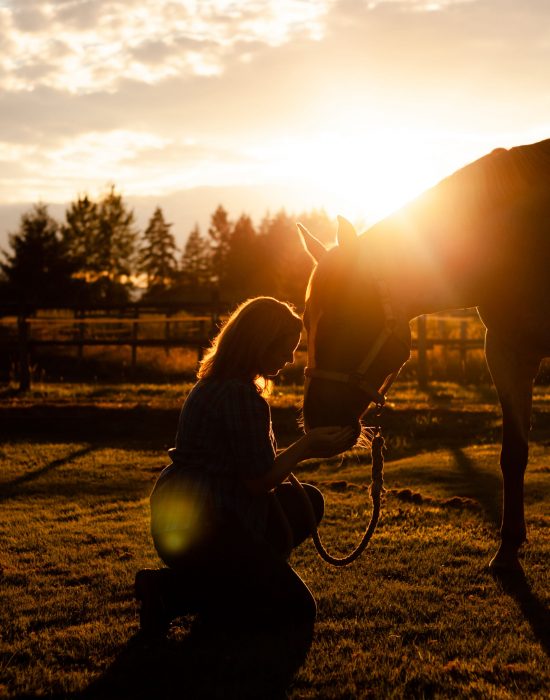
[337,215,358,248]
[296,222,327,263]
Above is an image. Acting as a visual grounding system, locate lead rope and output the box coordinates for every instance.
[288,430,385,567]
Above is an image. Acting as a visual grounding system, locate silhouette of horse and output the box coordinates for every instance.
[299,138,550,573]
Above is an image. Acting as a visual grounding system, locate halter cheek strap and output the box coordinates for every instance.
[304,365,387,407]
[304,275,403,407]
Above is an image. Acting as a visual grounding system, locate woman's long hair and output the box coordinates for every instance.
[198,297,302,389]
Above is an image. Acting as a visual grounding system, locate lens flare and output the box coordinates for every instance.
[151,487,202,557]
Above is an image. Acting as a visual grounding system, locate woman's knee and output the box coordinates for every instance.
[296,578,317,623]
[266,565,317,624]
[302,484,324,525]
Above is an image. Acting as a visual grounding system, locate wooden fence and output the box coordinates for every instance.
[1,304,486,391]
[413,312,485,388]
[1,303,223,390]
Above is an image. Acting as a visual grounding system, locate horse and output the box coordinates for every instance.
[298,137,550,573]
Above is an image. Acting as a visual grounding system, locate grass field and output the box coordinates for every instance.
[0,383,549,698]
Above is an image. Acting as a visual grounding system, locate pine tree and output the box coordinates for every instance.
[88,186,139,302]
[207,205,232,288]
[258,209,295,299]
[225,213,258,301]
[180,224,211,288]
[95,185,139,281]
[1,204,79,303]
[138,207,178,290]
[256,208,319,303]
[62,194,101,274]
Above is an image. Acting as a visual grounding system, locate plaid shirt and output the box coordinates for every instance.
[150,378,277,540]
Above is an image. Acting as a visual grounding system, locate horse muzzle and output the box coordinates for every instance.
[302,375,365,439]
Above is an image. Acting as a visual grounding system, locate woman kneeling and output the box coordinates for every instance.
[135,297,354,640]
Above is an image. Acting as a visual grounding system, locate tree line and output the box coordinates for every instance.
[0,186,337,308]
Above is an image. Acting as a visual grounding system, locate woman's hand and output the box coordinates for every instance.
[303,425,356,459]
[246,425,357,494]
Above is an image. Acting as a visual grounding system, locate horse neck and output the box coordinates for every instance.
[361,138,550,320]
[361,217,480,321]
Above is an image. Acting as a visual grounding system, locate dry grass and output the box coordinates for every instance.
[0,390,548,698]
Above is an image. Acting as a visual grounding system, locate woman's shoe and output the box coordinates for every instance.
[134,569,171,641]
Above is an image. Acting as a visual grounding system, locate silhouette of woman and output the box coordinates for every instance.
[135,296,354,640]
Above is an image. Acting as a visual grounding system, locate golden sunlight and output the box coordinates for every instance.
[320,133,440,225]
[255,128,463,228]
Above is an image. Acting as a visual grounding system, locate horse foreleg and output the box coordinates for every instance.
[484,330,541,572]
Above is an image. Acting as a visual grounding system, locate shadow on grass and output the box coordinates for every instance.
[0,445,96,502]
[3,403,548,465]
[80,619,313,700]
[492,568,550,659]
[0,404,512,454]
[376,443,503,523]
[443,448,549,659]
[380,407,503,462]
[0,405,179,450]
[448,446,502,529]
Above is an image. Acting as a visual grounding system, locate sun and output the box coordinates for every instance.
[258,127,451,229]
[309,130,448,227]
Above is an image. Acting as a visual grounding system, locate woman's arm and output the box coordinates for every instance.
[244,426,355,494]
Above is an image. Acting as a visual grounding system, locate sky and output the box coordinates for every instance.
[1,0,549,246]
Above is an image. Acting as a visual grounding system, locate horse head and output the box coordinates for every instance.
[299,216,411,438]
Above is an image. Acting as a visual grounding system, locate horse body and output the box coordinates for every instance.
[300,138,550,571]
[368,140,550,320]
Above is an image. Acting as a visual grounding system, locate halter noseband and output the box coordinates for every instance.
[304,277,402,409]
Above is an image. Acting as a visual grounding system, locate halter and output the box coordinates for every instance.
[299,269,403,566]
[304,277,403,410]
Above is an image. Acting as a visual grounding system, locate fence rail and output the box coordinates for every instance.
[2,303,224,390]
[1,303,487,391]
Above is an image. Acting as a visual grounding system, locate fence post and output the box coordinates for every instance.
[164,313,171,356]
[75,309,85,364]
[416,315,428,389]
[131,309,139,370]
[460,319,468,385]
[17,313,31,391]
[438,317,448,371]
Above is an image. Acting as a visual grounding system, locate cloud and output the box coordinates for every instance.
[0,0,549,208]
[119,141,252,169]
[53,0,105,30]
[129,39,181,66]
[10,1,52,32]
[363,0,476,9]
[0,0,330,94]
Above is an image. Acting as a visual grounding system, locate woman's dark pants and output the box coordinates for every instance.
[152,483,324,630]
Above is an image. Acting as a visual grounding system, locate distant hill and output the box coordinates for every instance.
[0,183,334,255]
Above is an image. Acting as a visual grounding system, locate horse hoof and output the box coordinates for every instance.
[488,549,523,574]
